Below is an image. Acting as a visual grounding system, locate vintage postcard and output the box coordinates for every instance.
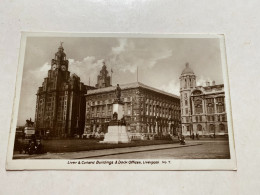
[6,33,236,170]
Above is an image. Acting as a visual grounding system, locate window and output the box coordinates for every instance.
[128,107,131,115]
[206,98,214,114]
[197,124,202,131]
[185,100,188,106]
[146,105,149,115]
[217,97,225,113]
[219,124,225,131]
[209,124,215,133]
[185,108,188,114]
[194,99,203,114]
[187,126,190,131]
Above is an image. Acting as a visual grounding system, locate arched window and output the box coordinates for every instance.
[206,98,214,114]
[197,124,202,131]
[209,124,215,132]
[194,99,203,114]
[217,97,225,113]
[184,79,187,89]
[219,124,225,131]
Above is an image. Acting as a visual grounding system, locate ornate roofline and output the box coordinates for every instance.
[86,82,180,99]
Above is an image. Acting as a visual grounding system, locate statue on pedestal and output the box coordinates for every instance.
[112,112,118,120]
[115,84,121,102]
[25,118,34,127]
[101,84,130,144]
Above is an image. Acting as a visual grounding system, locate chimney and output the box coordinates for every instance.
[206,81,210,87]
[212,81,216,86]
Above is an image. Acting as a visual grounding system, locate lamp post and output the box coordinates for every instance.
[190,116,193,135]
[155,117,158,135]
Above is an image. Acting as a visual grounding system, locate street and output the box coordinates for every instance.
[94,140,230,159]
[13,139,230,159]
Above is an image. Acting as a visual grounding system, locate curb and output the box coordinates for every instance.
[13,143,202,159]
[74,143,202,159]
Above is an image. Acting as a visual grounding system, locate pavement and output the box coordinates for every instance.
[94,140,230,159]
[13,142,203,160]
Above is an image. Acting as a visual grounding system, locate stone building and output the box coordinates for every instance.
[35,44,95,137]
[85,79,181,136]
[180,63,228,136]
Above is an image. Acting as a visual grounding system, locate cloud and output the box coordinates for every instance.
[18,62,52,125]
[24,62,51,90]
[68,57,104,85]
[23,56,104,93]
[111,38,128,55]
[196,75,214,86]
[107,39,173,73]
[39,62,50,72]
[160,79,180,96]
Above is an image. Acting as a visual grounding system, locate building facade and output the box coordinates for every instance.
[35,44,95,137]
[85,81,181,136]
[180,63,228,136]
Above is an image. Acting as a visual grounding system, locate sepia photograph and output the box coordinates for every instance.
[6,33,236,170]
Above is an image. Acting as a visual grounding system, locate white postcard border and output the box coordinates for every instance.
[6,32,237,171]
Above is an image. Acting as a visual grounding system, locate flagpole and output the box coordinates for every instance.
[111,68,113,86]
[137,66,138,82]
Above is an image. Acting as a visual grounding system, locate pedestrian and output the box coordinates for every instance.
[196,133,199,140]
[35,140,44,154]
[28,140,36,155]
[180,135,185,145]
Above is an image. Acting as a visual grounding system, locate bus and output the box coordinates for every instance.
[24,126,35,139]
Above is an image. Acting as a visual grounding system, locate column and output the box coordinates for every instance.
[214,98,217,114]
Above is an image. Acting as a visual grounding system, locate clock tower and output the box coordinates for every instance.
[35,43,91,137]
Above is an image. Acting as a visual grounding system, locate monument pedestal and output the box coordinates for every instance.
[101,125,130,144]
[100,101,131,144]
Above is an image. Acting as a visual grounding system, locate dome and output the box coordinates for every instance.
[181,63,194,75]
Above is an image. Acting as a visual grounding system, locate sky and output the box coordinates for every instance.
[17,36,223,125]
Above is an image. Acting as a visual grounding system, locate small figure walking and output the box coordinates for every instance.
[179,135,185,145]
[196,133,199,140]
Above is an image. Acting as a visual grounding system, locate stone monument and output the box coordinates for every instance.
[101,84,131,144]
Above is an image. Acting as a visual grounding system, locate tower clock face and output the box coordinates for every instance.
[52,65,57,70]
[61,65,66,71]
